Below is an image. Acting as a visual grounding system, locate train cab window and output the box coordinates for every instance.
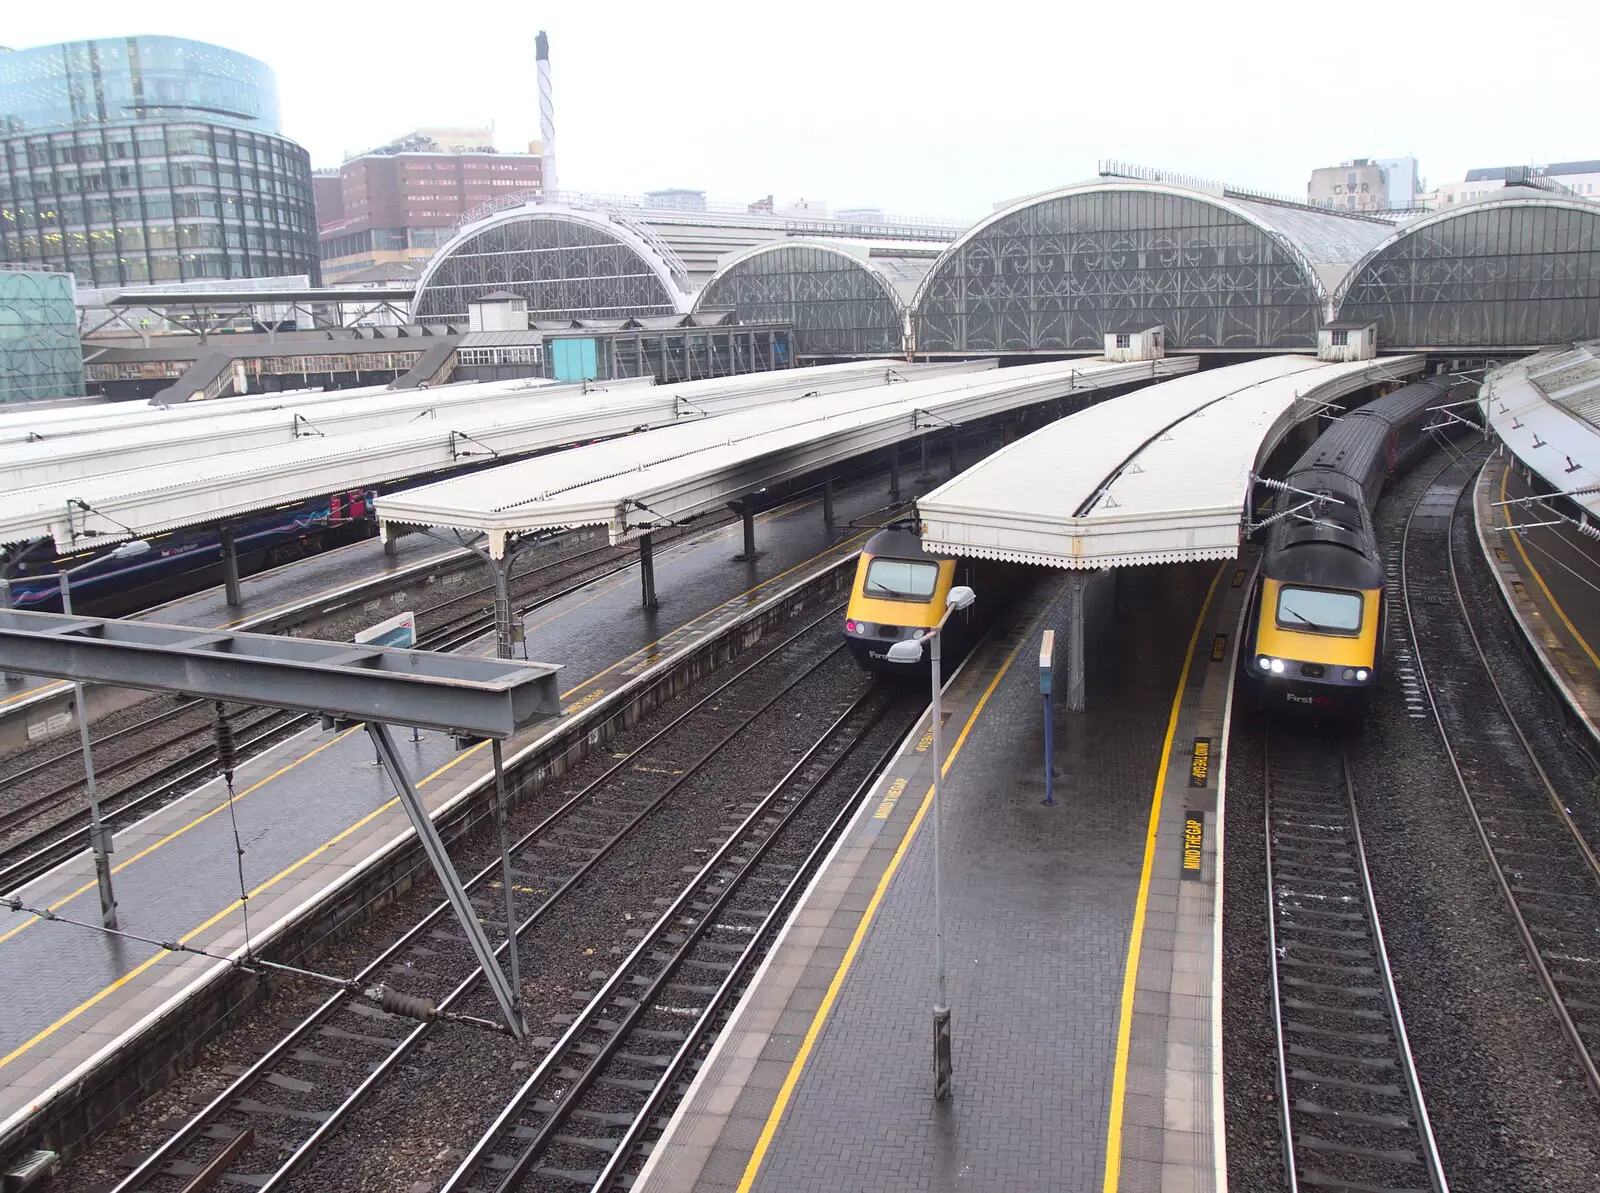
[864,558,939,601]
[1276,586,1362,634]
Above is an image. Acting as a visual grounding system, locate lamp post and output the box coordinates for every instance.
[885,583,976,1102]
[59,539,152,930]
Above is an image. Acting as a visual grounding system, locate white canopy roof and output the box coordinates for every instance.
[1480,342,1600,519]
[917,354,1424,568]
[0,362,982,550]
[375,356,1200,557]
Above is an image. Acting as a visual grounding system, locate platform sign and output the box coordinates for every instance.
[355,610,417,650]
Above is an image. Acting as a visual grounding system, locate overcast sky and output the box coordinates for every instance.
[7,1,1597,220]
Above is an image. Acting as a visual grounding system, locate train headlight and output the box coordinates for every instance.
[1270,658,1285,674]
[912,629,926,640]
[1356,668,1369,681]
[1257,656,1271,671]
[1342,667,1357,680]
[845,620,858,634]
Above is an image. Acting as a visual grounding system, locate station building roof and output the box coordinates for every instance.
[412,197,957,327]
[917,354,1424,569]
[1332,196,1600,352]
[690,239,938,359]
[1481,341,1600,519]
[911,180,1391,355]
[0,361,945,551]
[373,356,1199,557]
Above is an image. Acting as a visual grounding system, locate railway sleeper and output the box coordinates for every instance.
[1288,1069,1404,1098]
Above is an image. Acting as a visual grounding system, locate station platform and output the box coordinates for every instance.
[1475,451,1600,741]
[638,552,1257,1193]
[0,470,909,1148]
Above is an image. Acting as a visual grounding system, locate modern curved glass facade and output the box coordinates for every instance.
[0,267,83,401]
[1333,199,1600,350]
[415,212,680,324]
[914,186,1376,353]
[693,243,906,356]
[0,38,316,285]
[0,37,280,136]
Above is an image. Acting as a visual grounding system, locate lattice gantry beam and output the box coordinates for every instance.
[0,610,562,738]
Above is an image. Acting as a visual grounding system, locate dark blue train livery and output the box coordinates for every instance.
[3,490,375,616]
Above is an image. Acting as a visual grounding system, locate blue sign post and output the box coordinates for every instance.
[1039,629,1056,806]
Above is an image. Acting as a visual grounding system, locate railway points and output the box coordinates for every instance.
[0,467,929,1171]
[632,556,1250,1193]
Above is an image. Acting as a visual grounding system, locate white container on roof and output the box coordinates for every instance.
[1481,342,1600,519]
[374,356,1200,557]
[0,363,967,550]
[918,354,1424,569]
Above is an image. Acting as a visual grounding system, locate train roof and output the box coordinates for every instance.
[863,525,946,561]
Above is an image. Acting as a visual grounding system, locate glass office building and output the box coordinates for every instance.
[0,266,83,401]
[0,37,319,285]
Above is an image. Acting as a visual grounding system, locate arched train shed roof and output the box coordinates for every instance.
[413,202,691,325]
[691,239,935,357]
[1331,196,1600,351]
[911,180,1390,354]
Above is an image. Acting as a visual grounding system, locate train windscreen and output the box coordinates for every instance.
[1276,586,1362,634]
[864,558,939,600]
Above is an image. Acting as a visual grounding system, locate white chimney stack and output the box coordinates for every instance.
[536,31,557,194]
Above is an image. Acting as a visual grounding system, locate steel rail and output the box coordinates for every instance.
[110,604,850,1193]
[589,719,907,1191]
[440,685,891,1193]
[1263,724,1448,1193]
[1401,449,1600,1100]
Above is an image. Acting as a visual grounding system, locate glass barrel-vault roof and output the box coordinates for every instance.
[692,241,924,357]
[1332,197,1600,351]
[912,181,1389,353]
[413,206,684,324]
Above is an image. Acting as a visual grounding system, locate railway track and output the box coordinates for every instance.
[439,686,908,1193]
[109,606,876,1193]
[1264,724,1447,1193]
[0,523,735,894]
[1399,446,1600,1098]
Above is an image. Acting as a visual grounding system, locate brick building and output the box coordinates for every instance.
[315,129,543,280]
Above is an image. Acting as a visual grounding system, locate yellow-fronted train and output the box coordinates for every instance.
[1242,376,1460,717]
[843,524,1014,676]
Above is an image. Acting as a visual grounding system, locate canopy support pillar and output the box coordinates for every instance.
[734,502,760,562]
[219,525,243,608]
[1065,573,1087,713]
[382,523,401,557]
[639,532,658,610]
[889,448,902,505]
[369,722,525,1039]
[489,553,516,661]
[822,477,835,525]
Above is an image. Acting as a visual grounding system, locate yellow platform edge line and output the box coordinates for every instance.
[1501,462,1600,675]
[1101,563,1224,1193]
[735,625,1031,1193]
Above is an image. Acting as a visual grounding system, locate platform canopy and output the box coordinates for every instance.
[917,354,1425,569]
[0,362,976,551]
[1481,342,1600,519]
[373,356,1199,557]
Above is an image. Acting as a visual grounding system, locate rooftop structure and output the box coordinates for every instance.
[0,361,953,550]
[373,356,1196,556]
[911,179,1389,355]
[0,266,83,401]
[916,354,1423,568]
[1332,197,1600,352]
[411,193,963,326]
[1480,342,1600,521]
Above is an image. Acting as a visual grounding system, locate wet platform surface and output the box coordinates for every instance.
[0,469,911,1137]
[1475,452,1600,740]
[638,553,1255,1193]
